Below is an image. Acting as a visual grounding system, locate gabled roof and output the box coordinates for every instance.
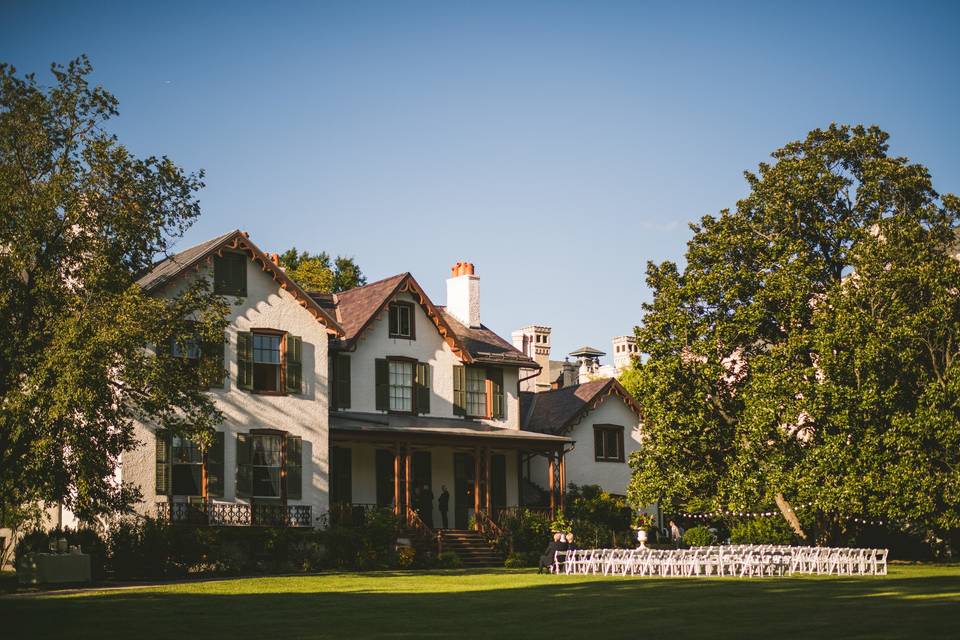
[520,378,643,435]
[136,230,344,336]
[323,272,537,367]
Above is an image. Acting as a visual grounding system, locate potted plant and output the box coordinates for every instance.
[632,512,656,547]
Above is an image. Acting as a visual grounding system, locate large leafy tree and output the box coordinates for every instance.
[0,57,228,524]
[626,124,960,544]
[278,248,366,293]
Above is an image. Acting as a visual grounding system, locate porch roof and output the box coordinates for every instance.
[330,411,571,449]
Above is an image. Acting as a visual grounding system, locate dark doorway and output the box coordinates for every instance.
[412,451,433,527]
[375,449,395,508]
[331,447,352,504]
[491,453,507,509]
[453,452,475,529]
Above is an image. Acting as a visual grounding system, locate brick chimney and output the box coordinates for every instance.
[446,261,480,328]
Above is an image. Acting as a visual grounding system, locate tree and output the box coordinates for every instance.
[278,248,365,293]
[626,124,960,544]
[0,57,228,522]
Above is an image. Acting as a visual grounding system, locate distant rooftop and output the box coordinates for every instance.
[569,346,605,357]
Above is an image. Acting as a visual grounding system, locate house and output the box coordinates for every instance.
[520,377,644,499]
[123,232,572,530]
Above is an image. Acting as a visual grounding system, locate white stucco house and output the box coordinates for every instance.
[122,231,576,531]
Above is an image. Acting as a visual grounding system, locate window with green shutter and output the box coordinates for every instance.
[284,435,303,500]
[236,433,252,498]
[452,365,466,416]
[237,332,253,390]
[206,432,225,498]
[213,252,247,297]
[375,358,389,411]
[488,368,504,419]
[285,335,302,394]
[156,430,171,497]
[415,362,431,414]
[203,332,226,389]
[333,354,351,410]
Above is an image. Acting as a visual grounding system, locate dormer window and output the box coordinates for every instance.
[213,252,247,297]
[389,302,415,339]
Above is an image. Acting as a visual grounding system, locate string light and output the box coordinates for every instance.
[667,504,897,528]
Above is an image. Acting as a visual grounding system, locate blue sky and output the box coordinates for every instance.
[5,1,959,361]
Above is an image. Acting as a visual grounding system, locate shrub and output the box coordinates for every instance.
[14,527,109,580]
[437,551,462,568]
[396,546,416,569]
[498,509,552,555]
[682,526,718,547]
[729,518,793,545]
[565,484,632,533]
[504,551,538,568]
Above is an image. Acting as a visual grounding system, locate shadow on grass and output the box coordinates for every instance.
[3,571,959,640]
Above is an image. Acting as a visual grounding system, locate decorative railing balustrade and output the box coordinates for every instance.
[156,501,313,527]
[327,502,381,527]
[492,506,551,525]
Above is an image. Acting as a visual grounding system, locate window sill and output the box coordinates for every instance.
[249,390,287,396]
[388,334,415,340]
[594,458,625,463]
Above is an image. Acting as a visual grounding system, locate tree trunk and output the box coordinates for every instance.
[775,493,807,540]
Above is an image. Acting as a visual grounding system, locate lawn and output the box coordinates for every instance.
[3,565,959,639]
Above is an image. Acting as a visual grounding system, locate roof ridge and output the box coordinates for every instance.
[335,271,409,297]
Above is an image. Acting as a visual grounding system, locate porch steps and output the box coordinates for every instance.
[439,529,503,567]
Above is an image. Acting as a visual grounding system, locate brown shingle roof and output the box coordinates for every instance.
[328,273,537,367]
[520,378,642,434]
[135,230,343,335]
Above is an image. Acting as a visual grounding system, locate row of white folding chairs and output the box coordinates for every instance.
[552,545,887,577]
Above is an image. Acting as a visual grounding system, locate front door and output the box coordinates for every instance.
[453,452,475,529]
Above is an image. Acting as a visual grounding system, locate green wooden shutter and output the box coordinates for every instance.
[285,334,303,394]
[155,430,171,497]
[203,332,226,389]
[207,431,225,498]
[214,253,247,296]
[375,358,389,411]
[388,304,398,336]
[236,433,252,498]
[415,362,431,414]
[285,435,303,501]
[237,332,253,390]
[333,354,351,410]
[453,365,466,416]
[488,368,504,419]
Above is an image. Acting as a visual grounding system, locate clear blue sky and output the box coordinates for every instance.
[5,1,959,361]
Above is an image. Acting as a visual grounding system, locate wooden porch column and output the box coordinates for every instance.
[473,447,481,518]
[393,445,400,515]
[548,452,556,519]
[404,443,412,515]
[558,448,566,513]
[484,446,492,513]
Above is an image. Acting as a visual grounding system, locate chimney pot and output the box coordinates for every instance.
[270,253,280,266]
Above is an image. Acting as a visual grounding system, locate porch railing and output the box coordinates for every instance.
[156,501,313,527]
[492,506,551,525]
[327,502,381,527]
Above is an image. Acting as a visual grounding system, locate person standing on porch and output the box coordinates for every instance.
[438,485,450,529]
[420,484,434,528]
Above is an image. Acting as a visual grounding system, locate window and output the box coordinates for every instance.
[388,359,414,412]
[453,365,504,419]
[156,431,225,498]
[594,425,625,462]
[236,431,303,501]
[389,302,415,339]
[165,322,225,388]
[171,436,203,496]
[252,334,281,391]
[251,433,282,498]
[375,358,431,414]
[238,331,302,394]
[213,252,247,297]
[466,367,487,417]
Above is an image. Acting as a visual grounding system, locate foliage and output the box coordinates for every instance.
[564,484,632,533]
[0,57,228,521]
[729,518,794,545]
[626,124,960,546]
[549,511,572,534]
[681,526,718,547]
[436,551,462,568]
[317,507,402,571]
[497,509,552,554]
[503,551,539,568]
[278,248,366,293]
[632,512,657,530]
[396,546,416,569]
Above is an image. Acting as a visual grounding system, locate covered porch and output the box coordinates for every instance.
[329,412,572,532]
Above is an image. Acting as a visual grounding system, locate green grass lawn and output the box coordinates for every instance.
[3,564,959,639]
